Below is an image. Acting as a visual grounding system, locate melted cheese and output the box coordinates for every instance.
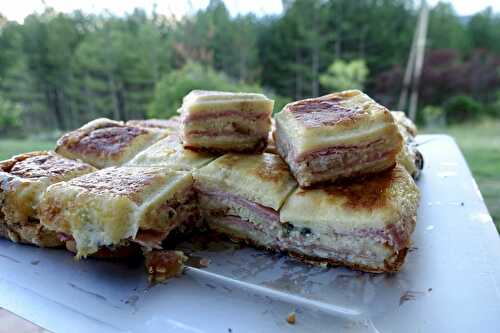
[194,153,297,210]
[279,164,420,234]
[126,134,214,170]
[0,151,96,226]
[39,167,193,257]
[180,90,274,116]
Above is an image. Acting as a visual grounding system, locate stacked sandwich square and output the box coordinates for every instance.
[274,90,404,187]
[0,88,422,276]
[183,89,422,273]
[179,90,274,153]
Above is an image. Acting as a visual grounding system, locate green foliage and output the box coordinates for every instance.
[70,12,173,124]
[488,91,500,118]
[422,105,445,127]
[172,0,261,83]
[148,62,263,118]
[444,95,484,124]
[468,8,500,53]
[1,0,500,135]
[271,94,293,114]
[319,59,369,92]
[260,0,416,99]
[0,96,22,136]
[428,3,470,52]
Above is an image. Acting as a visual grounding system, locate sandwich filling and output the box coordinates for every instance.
[180,90,274,153]
[39,167,197,257]
[196,161,418,273]
[126,133,215,170]
[196,185,282,248]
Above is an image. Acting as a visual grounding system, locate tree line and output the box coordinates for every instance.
[0,0,499,136]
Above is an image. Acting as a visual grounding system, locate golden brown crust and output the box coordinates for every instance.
[287,93,368,128]
[391,111,417,137]
[0,151,48,171]
[294,164,399,211]
[183,137,267,154]
[0,222,63,248]
[0,151,94,179]
[57,126,148,157]
[65,167,165,204]
[287,246,409,273]
[210,153,290,185]
[55,118,166,168]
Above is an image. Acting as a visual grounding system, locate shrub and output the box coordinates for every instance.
[422,105,446,127]
[487,91,500,118]
[319,59,369,92]
[443,95,484,124]
[148,62,288,118]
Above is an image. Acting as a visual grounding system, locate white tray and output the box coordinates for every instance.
[1,135,499,332]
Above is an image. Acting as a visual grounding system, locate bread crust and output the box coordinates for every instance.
[0,222,63,248]
[55,118,166,168]
[183,137,268,154]
[210,229,408,273]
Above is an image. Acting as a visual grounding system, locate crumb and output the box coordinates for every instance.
[399,290,424,306]
[186,255,211,268]
[287,311,296,325]
[428,288,432,292]
[145,250,187,284]
[228,329,232,333]
[199,258,211,268]
[460,202,464,206]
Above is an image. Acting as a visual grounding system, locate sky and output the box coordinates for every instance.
[0,0,499,23]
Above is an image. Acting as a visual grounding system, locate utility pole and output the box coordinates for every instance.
[398,18,418,111]
[399,0,429,121]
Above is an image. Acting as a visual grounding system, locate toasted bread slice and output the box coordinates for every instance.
[275,90,403,187]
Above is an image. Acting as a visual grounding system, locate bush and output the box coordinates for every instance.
[148,62,289,118]
[422,105,446,127]
[487,91,500,118]
[319,59,369,92]
[444,95,484,124]
[0,96,22,136]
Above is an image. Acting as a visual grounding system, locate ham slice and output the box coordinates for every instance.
[296,138,385,162]
[196,186,280,225]
[183,110,268,122]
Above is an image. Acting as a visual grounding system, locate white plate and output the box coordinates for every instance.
[1,135,499,332]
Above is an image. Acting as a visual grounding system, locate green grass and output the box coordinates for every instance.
[425,120,500,230]
[0,139,55,160]
[0,122,498,230]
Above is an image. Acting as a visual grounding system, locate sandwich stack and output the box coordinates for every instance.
[187,89,421,273]
[0,89,423,282]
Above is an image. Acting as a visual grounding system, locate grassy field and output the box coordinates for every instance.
[0,139,55,161]
[0,122,498,230]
